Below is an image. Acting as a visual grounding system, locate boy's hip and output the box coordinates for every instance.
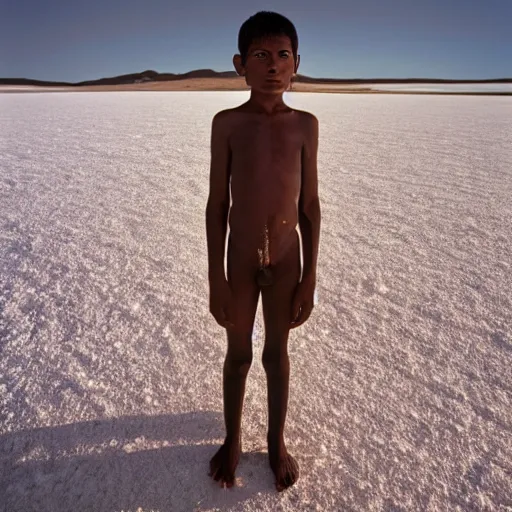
[227,229,300,273]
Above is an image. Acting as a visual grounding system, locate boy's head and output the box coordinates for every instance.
[233,11,300,92]
[237,11,299,66]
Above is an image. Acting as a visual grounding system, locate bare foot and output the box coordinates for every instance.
[209,438,241,488]
[268,437,300,492]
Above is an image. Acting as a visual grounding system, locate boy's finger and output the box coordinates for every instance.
[220,317,235,329]
[291,294,302,320]
[222,308,236,328]
[290,307,304,328]
[291,303,302,323]
[300,308,311,324]
[291,304,312,328]
[214,313,230,329]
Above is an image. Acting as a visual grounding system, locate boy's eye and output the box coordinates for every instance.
[252,51,291,59]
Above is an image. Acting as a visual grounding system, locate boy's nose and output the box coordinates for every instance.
[267,56,277,73]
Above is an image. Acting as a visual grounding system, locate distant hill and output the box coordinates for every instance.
[1,69,511,87]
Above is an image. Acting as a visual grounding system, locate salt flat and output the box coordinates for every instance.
[1,91,511,511]
[369,83,512,93]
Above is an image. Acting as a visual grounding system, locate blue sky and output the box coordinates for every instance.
[1,0,511,82]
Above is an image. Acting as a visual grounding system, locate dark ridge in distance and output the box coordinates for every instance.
[1,69,511,87]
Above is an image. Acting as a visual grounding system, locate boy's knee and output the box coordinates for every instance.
[225,351,253,377]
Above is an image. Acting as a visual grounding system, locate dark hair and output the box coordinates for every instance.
[238,11,298,66]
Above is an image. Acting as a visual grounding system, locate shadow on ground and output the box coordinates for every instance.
[0,412,276,512]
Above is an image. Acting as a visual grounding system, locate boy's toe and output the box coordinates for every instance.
[225,474,235,488]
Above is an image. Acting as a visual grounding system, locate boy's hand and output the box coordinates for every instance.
[290,278,315,329]
[209,278,236,329]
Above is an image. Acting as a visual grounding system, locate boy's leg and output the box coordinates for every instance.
[209,242,260,487]
[260,231,301,491]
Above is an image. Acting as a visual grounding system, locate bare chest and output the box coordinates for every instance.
[229,116,304,171]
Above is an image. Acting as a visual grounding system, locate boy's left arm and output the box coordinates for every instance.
[291,113,321,328]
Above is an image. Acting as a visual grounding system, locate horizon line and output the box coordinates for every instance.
[1,69,512,84]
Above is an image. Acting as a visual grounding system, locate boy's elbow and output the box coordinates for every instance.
[206,197,229,218]
[301,196,321,222]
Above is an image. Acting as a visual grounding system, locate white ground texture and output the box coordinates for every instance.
[0,91,511,512]
[369,84,512,93]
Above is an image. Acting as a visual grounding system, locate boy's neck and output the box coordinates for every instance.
[247,91,289,115]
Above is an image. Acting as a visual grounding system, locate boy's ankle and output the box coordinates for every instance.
[267,432,285,449]
[225,434,241,446]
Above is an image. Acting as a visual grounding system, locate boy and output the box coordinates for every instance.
[206,11,321,492]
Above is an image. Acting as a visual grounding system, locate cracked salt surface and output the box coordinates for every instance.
[1,91,511,511]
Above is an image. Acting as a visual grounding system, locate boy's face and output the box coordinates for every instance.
[233,35,300,94]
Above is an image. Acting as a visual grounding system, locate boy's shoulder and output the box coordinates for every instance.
[288,109,318,141]
[291,107,318,122]
[210,108,240,136]
[292,109,318,134]
[212,107,240,123]
[213,106,317,120]
[211,107,318,136]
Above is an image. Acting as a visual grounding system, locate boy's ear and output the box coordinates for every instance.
[233,54,245,76]
[294,54,301,75]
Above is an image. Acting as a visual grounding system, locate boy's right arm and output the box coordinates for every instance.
[205,111,231,285]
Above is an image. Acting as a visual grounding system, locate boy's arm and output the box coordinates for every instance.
[206,112,232,283]
[298,113,321,285]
